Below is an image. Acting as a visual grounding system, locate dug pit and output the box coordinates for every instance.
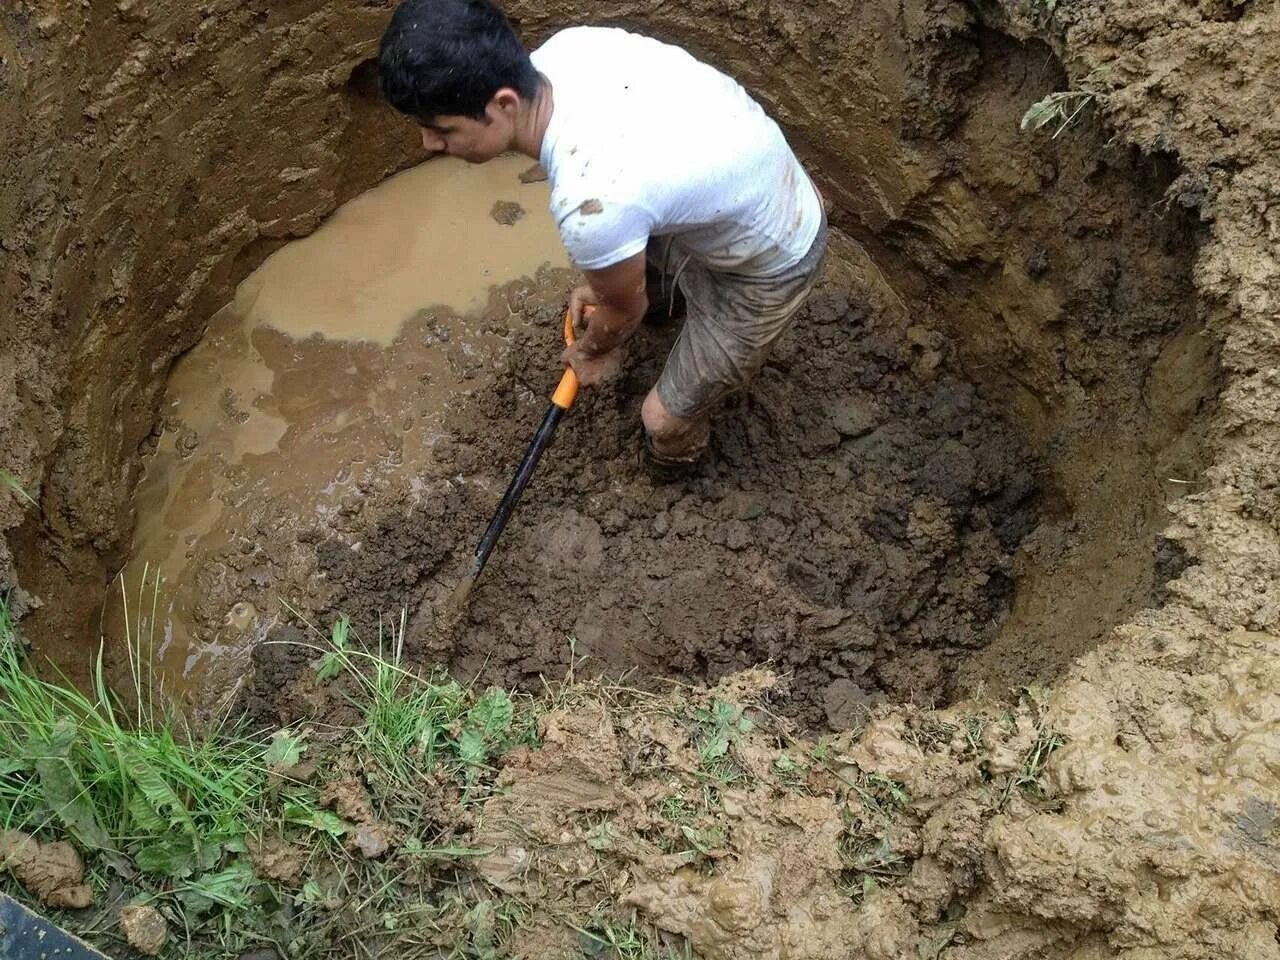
[5,6,1218,731]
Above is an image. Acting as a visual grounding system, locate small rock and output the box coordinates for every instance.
[175,426,199,458]
[120,904,168,955]
[823,678,874,731]
[353,823,391,859]
[518,164,548,183]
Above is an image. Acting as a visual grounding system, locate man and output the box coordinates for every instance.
[378,0,826,466]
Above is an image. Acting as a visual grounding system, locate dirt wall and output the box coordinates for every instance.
[0,0,419,640]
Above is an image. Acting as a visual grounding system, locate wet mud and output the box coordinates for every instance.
[101,155,571,702]
[302,264,1040,727]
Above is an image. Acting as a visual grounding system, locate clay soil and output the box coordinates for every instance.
[2,0,1279,957]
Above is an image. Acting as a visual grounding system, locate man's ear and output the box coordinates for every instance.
[490,87,522,117]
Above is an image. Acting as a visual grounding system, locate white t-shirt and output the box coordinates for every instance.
[530,27,822,277]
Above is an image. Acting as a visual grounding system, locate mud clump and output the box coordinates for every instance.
[0,829,93,909]
[489,199,527,225]
[120,904,169,956]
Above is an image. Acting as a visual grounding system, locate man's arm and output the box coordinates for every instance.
[563,250,648,385]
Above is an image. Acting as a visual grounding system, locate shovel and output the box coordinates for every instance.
[444,307,584,617]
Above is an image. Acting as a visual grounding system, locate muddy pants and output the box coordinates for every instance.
[648,216,828,429]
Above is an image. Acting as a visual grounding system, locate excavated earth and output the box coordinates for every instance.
[2,0,1279,957]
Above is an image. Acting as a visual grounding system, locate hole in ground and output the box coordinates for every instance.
[9,8,1219,732]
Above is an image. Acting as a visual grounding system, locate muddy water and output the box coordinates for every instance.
[106,155,571,706]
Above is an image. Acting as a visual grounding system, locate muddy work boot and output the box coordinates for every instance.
[642,433,703,479]
[641,404,711,478]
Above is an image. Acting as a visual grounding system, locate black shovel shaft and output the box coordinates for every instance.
[471,402,566,576]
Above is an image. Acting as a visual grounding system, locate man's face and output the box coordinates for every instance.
[420,95,515,163]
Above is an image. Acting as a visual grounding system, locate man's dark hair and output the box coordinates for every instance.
[378,0,540,123]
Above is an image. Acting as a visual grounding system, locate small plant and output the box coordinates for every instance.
[0,597,274,907]
[677,822,725,856]
[313,615,350,682]
[837,872,881,905]
[906,717,958,753]
[851,772,910,820]
[1020,68,1111,139]
[841,834,909,879]
[0,468,35,506]
[0,600,542,957]
[772,752,810,790]
[658,792,697,825]
[285,607,537,794]
[688,698,754,783]
[962,715,988,753]
[460,897,529,960]
[573,910,690,960]
[1000,725,1065,807]
[1021,90,1096,138]
[836,770,912,899]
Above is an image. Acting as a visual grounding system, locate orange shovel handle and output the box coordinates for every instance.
[550,307,582,410]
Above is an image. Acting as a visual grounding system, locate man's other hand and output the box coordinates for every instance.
[568,284,600,332]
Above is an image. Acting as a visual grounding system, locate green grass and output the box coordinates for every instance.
[572,910,692,960]
[0,597,542,958]
[284,606,539,795]
[0,603,269,880]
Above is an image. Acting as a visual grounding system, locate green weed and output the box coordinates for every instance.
[285,607,536,794]
[454,896,530,959]
[0,609,267,879]
[573,910,691,960]
[1021,68,1111,140]
[835,770,913,899]
[0,468,35,507]
[771,752,810,790]
[0,598,543,957]
[658,792,698,825]
[688,698,754,784]
[999,724,1065,807]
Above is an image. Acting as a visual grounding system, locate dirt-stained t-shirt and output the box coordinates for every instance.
[531,26,822,277]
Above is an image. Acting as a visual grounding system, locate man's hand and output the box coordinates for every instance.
[562,340,623,385]
[567,284,600,334]
[560,252,648,389]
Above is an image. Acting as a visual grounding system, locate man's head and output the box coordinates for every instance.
[378,0,541,163]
